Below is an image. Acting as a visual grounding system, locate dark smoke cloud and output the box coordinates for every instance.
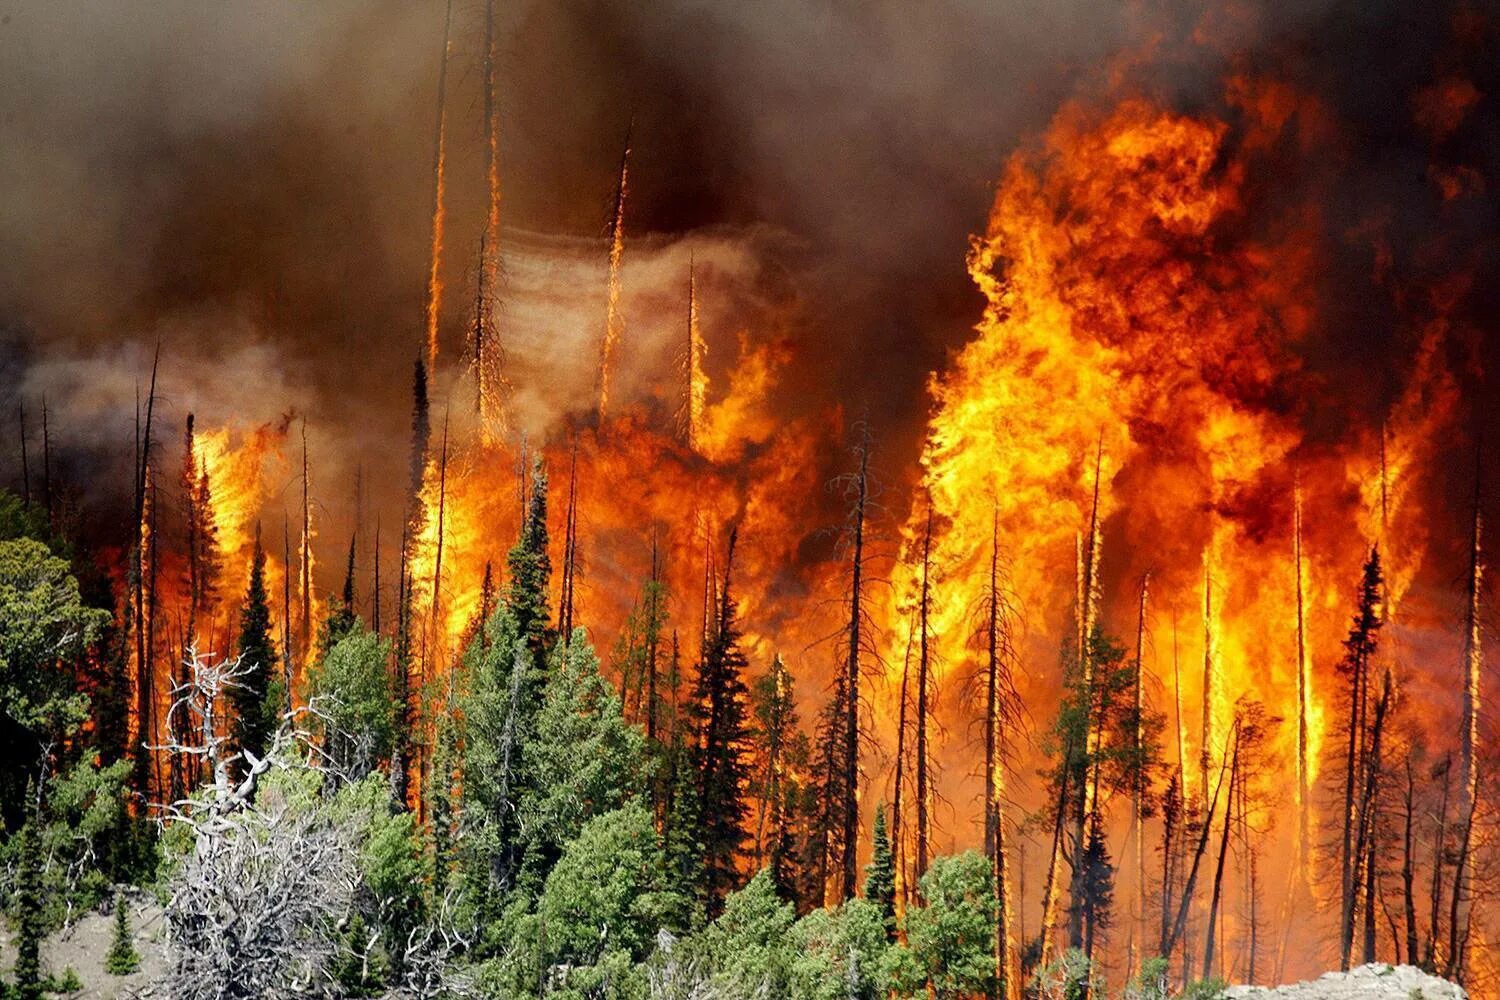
[0,0,1496,558]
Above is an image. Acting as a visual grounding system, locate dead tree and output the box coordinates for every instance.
[836,427,873,900]
[131,346,161,795]
[152,648,465,999]
[978,505,1023,1000]
[915,497,935,881]
[892,622,913,910]
[559,438,580,643]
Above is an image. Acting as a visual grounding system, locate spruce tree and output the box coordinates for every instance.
[693,529,754,914]
[14,782,45,1000]
[865,804,897,939]
[232,528,277,762]
[506,455,552,679]
[105,889,141,975]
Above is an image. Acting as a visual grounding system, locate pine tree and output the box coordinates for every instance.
[321,531,359,651]
[750,654,797,866]
[105,889,141,975]
[507,454,552,677]
[865,804,897,939]
[694,528,754,914]
[232,528,277,762]
[408,358,430,516]
[1336,546,1384,969]
[807,673,848,908]
[14,782,45,1000]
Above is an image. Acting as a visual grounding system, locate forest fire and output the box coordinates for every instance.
[0,2,1497,998]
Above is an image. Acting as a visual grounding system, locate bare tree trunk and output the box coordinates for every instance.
[1132,572,1150,969]
[1164,745,1230,959]
[1358,670,1392,963]
[915,499,934,882]
[1443,774,1478,981]
[1424,756,1451,969]
[1402,756,1420,965]
[1037,736,1072,965]
[840,431,869,900]
[1203,726,1238,981]
[893,628,911,913]
[430,414,449,651]
[984,507,1021,1000]
[17,404,29,506]
[559,438,579,643]
[297,420,314,690]
[1293,481,1312,877]
[131,347,160,795]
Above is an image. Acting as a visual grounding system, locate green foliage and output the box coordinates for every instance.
[697,869,797,996]
[0,538,104,737]
[12,787,44,1000]
[521,634,645,882]
[787,898,891,1000]
[2,757,137,944]
[306,627,396,781]
[1030,948,1099,1000]
[506,457,552,674]
[343,776,427,973]
[890,852,998,1000]
[693,534,754,911]
[105,890,141,975]
[863,805,896,938]
[537,805,687,979]
[231,534,277,761]
[1174,978,1228,1000]
[49,967,83,993]
[1126,956,1170,1000]
[0,493,58,551]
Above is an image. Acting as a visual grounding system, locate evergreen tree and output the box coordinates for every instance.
[693,529,754,914]
[864,804,897,939]
[660,634,706,904]
[105,889,141,975]
[805,674,849,907]
[750,653,797,867]
[891,852,999,1000]
[231,529,277,762]
[519,631,645,888]
[506,455,552,680]
[319,532,359,653]
[13,782,45,1000]
[306,627,395,782]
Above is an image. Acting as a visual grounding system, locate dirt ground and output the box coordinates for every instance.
[0,890,166,999]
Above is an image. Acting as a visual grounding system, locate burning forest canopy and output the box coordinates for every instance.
[1,0,1500,997]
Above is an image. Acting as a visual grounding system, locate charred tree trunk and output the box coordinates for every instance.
[915,499,934,883]
[893,627,911,911]
[131,347,160,795]
[1359,670,1393,964]
[1203,725,1239,981]
[1424,756,1452,970]
[983,507,1021,1000]
[1163,745,1230,960]
[840,431,870,901]
[1294,481,1311,876]
[17,405,29,506]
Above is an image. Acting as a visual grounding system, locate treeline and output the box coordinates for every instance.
[0,383,1493,999]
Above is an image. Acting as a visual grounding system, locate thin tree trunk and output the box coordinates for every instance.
[915,499,934,881]
[1203,727,1239,981]
[1424,757,1451,969]
[840,432,869,901]
[1164,744,1230,959]
[893,626,912,913]
[1402,756,1419,965]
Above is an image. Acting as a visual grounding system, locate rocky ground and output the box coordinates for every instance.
[1226,964,1466,1000]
